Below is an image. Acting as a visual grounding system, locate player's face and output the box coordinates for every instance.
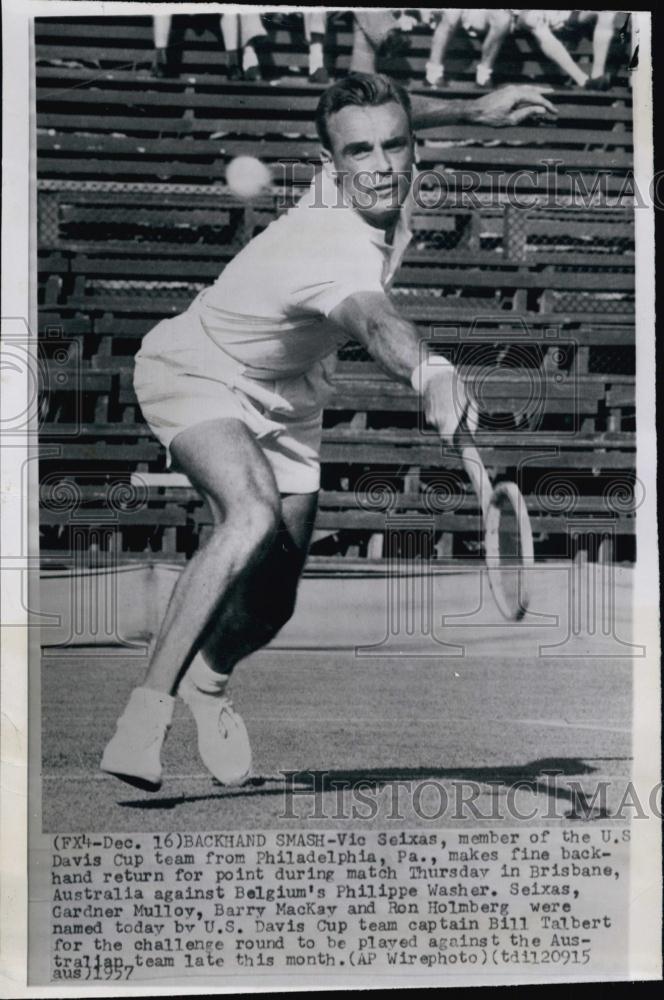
[322,101,415,229]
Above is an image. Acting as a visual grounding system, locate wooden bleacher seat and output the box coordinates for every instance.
[39,467,637,566]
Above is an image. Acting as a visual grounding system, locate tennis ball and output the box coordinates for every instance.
[225,155,272,200]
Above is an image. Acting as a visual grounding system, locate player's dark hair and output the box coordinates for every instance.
[315,73,412,150]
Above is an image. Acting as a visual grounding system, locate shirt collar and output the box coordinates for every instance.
[300,165,415,251]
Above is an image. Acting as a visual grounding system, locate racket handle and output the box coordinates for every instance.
[453,397,491,516]
[460,443,493,520]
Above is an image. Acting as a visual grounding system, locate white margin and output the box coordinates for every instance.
[0,3,661,995]
[628,9,661,982]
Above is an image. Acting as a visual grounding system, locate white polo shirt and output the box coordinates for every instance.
[187,166,415,378]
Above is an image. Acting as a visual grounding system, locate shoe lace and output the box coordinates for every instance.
[217,698,237,738]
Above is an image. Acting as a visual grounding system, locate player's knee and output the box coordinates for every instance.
[208,490,280,561]
[232,496,280,552]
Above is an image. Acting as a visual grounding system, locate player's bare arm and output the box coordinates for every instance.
[330,290,466,443]
[410,84,558,129]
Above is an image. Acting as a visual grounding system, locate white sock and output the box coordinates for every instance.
[426,61,444,85]
[476,63,492,87]
[123,687,174,725]
[242,45,258,71]
[309,41,323,74]
[186,652,229,694]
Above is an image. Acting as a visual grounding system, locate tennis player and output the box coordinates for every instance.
[101,74,556,790]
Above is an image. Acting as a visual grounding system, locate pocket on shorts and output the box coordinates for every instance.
[272,357,337,419]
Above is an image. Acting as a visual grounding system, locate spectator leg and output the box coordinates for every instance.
[220,13,239,51]
[221,13,266,78]
[350,16,377,72]
[629,14,638,63]
[303,10,327,39]
[304,11,327,78]
[476,10,511,86]
[220,13,241,73]
[238,13,266,74]
[523,17,589,86]
[237,13,267,50]
[426,11,461,85]
[589,11,619,78]
[153,14,172,50]
[351,11,396,72]
[152,14,172,77]
[355,11,396,49]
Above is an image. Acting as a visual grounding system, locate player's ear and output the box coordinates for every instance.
[320,146,336,182]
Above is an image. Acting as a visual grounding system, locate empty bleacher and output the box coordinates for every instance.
[36,13,636,569]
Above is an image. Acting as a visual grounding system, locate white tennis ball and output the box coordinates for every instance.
[225,155,272,200]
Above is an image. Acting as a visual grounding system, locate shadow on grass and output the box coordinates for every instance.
[119,756,631,820]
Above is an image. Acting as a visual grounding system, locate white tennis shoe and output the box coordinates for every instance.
[100,687,174,791]
[178,668,252,786]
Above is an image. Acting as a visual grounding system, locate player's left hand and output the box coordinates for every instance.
[471,84,559,127]
[422,367,473,444]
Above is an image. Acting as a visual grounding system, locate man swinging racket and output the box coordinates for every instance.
[101,75,557,790]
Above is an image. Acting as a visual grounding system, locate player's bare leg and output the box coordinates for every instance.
[175,491,317,784]
[351,11,400,73]
[142,418,281,692]
[101,417,284,789]
[196,491,318,674]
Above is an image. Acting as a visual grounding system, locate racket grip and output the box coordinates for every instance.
[460,443,493,520]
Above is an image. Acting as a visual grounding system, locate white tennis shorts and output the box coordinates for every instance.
[133,311,337,494]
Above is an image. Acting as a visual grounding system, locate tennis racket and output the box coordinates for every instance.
[453,400,534,621]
